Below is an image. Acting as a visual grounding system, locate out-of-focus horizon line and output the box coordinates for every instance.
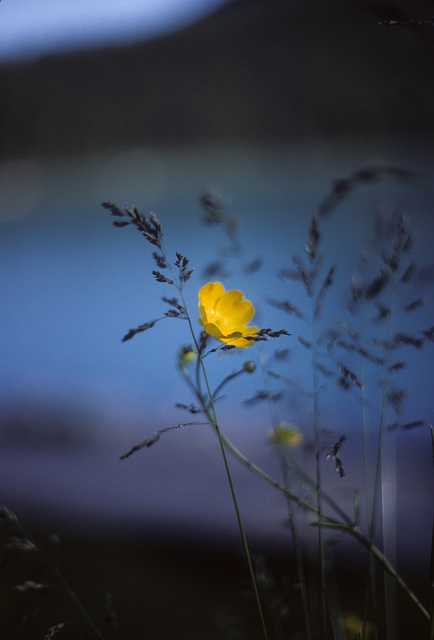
[0,0,230,64]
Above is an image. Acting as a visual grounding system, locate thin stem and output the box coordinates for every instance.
[347,525,429,622]
[43,556,106,640]
[200,359,269,640]
[429,423,434,640]
[220,429,349,524]
[312,329,327,636]
[219,429,430,622]
[211,368,246,400]
[358,309,379,639]
[285,445,353,525]
[175,281,269,640]
[259,348,313,640]
[365,278,396,640]
[380,297,398,640]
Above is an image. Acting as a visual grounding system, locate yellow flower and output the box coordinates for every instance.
[268,423,303,448]
[198,282,259,349]
[343,614,374,639]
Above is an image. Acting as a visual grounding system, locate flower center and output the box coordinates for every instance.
[208,309,223,328]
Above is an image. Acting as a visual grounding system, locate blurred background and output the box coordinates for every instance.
[1,0,433,637]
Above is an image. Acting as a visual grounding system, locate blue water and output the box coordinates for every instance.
[1,140,433,565]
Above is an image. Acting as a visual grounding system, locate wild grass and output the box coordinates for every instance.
[194,170,433,639]
[1,168,432,639]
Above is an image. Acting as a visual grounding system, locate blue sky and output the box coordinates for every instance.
[0,0,229,62]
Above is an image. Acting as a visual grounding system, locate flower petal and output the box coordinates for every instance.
[227,328,259,348]
[204,322,241,342]
[207,323,259,348]
[215,290,255,325]
[198,282,224,324]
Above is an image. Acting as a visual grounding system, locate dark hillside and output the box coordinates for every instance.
[0,0,433,160]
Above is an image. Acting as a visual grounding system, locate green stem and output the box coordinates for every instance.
[365,279,396,640]
[312,328,327,636]
[429,423,434,640]
[358,312,378,640]
[199,358,269,640]
[175,282,269,640]
[211,368,246,401]
[259,348,313,640]
[219,429,430,622]
[227,431,347,523]
[344,524,429,622]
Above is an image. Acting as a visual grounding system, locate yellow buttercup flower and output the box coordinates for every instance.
[343,614,374,639]
[268,423,303,448]
[198,282,259,349]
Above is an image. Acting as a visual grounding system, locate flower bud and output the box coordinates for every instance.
[243,361,256,373]
[179,346,196,369]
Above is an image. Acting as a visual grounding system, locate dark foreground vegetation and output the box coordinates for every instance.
[0,512,429,640]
